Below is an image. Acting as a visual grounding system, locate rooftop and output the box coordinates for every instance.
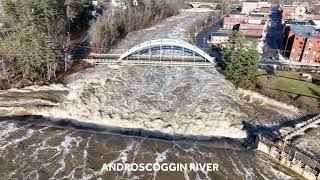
[289,25,317,37]
[285,19,315,26]
[211,31,260,41]
[311,20,320,25]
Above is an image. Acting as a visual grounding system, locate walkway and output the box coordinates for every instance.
[283,114,320,141]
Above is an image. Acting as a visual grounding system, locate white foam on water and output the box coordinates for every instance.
[155,149,169,163]
[183,170,191,180]
[83,135,93,163]
[0,124,35,150]
[255,168,271,180]
[269,167,292,180]
[0,122,19,139]
[107,141,135,177]
[61,135,82,153]
[49,133,84,180]
[228,153,245,176]
[25,170,40,180]
[244,168,254,180]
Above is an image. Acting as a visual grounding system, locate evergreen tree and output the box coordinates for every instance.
[2,0,91,80]
[222,31,260,88]
[7,19,45,80]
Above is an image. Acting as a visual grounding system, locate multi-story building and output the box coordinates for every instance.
[223,14,268,30]
[210,32,260,45]
[210,31,265,53]
[250,6,271,17]
[241,0,271,14]
[239,22,266,37]
[281,2,320,23]
[282,5,306,22]
[283,25,320,63]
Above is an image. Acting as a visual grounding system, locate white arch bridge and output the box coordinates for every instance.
[86,39,216,67]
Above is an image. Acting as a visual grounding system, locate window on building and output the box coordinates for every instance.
[299,42,303,45]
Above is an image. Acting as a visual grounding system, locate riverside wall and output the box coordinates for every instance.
[256,136,320,180]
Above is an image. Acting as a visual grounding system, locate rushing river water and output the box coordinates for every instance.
[0,6,318,180]
[0,64,312,180]
[0,117,306,180]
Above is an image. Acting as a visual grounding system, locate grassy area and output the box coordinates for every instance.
[256,70,320,108]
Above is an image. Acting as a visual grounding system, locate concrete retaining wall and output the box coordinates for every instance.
[257,141,319,180]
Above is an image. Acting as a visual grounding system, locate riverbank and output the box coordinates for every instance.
[255,71,320,111]
[0,60,94,90]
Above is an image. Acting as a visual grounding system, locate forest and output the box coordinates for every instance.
[0,0,187,88]
[0,0,91,83]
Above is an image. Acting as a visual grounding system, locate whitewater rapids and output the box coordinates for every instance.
[40,65,249,139]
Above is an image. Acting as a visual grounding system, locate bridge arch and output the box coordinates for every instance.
[118,39,215,64]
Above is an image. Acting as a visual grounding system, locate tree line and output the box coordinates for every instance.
[0,0,91,82]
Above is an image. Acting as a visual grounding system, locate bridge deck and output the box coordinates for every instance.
[85,59,215,67]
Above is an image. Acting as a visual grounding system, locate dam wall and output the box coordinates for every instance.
[256,136,320,180]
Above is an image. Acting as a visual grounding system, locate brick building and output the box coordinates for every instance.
[283,25,320,63]
[241,0,271,14]
[239,22,265,37]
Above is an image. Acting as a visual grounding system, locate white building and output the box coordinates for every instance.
[241,1,271,14]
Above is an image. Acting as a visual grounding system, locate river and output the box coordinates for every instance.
[0,8,317,180]
[0,64,306,180]
[0,117,306,180]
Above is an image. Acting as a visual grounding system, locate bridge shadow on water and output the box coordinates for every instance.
[0,115,254,151]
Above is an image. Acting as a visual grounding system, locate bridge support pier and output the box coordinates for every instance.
[182,47,185,62]
[149,47,151,62]
[171,45,173,62]
[160,45,162,62]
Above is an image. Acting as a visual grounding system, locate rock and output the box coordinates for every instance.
[11,79,33,89]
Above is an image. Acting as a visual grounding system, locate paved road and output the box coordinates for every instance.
[195,13,226,64]
[263,5,284,60]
